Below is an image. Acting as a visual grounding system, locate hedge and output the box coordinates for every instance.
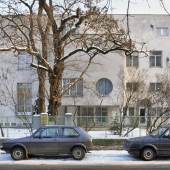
[92,139,125,146]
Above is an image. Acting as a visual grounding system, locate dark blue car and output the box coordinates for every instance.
[1,125,92,160]
[124,128,170,161]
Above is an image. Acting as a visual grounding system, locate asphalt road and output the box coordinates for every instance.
[0,164,169,170]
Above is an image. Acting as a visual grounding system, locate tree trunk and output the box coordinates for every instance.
[48,61,64,116]
[36,33,48,114]
[37,69,46,113]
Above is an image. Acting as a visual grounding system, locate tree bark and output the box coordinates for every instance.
[48,61,64,116]
[37,69,46,113]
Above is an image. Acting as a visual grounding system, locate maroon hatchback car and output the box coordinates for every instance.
[1,125,93,160]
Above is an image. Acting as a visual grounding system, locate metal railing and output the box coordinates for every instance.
[0,115,169,138]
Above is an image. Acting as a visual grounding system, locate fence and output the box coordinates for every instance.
[0,115,169,128]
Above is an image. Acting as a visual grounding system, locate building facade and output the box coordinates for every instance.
[0,14,170,128]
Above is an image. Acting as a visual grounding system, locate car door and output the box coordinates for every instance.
[158,128,170,156]
[59,127,80,154]
[29,127,61,156]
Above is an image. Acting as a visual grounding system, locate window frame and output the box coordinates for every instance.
[126,82,139,92]
[17,83,32,114]
[96,78,113,96]
[95,107,108,123]
[62,78,83,97]
[123,107,135,116]
[62,127,80,138]
[149,82,162,92]
[17,52,32,71]
[126,55,139,67]
[156,27,169,36]
[149,51,162,68]
[40,127,61,138]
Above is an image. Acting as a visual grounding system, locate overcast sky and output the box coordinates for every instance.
[103,0,170,14]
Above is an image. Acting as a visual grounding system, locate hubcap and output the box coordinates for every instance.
[74,150,82,158]
[144,150,152,159]
[13,150,23,159]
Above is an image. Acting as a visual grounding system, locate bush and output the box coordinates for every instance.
[92,139,125,146]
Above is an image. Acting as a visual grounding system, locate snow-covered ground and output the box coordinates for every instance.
[0,128,147,139]
[0,150,170,165]
[88,128,146,139]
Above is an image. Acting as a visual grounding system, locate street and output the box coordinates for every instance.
[0,164,169,170]
[1,150,170,170]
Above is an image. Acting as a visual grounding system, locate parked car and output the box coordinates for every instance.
[124,127,170,161]
[1,125,92,160]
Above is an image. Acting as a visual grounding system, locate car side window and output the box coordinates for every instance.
[41,128,59,138]
[33,129,42,138]
[163,129,170,138]
[63,128,79,137]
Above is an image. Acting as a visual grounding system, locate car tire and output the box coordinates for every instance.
[141,147,156,161]
[11,147,26,160]
[72,147,85,160]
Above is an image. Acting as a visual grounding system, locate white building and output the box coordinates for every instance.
[0,14,170,127]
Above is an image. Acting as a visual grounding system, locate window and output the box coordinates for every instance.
[81,107,95,126]
[63,128,79,137]
[123,107,134,116]
[150,107,161,116]
[33,129,42,138]
[129,107,135,116]
[95,107,108,123]
[18,52,32,70]
[41,128,60,138]
[126,82,139,92]
[17,83,32,113]
[126,55,139,67]
[157,27,169,36]
[163,129,170,138]
[149,83,161,92]
[149,51,162,67]
[62,78,83,97]
[96,78,113,96]
[82,107,94,117]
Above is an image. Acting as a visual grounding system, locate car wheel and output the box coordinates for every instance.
[141,148,156,161]
[11,147,26,160]
[72,147,85,160]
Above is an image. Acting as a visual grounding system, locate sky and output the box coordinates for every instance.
[1,0,170,15]
[99,0,170,14]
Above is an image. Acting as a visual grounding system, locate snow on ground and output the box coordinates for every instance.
[88,128,146,139]
[0,128,31,138]
[0,150,170,165]
[0,128,147,139]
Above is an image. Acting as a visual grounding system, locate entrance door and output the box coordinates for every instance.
[139,108,146,124]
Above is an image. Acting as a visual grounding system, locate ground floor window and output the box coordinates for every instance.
[80,106,108,126]
[17,83,32,114]
[95,107,108,123]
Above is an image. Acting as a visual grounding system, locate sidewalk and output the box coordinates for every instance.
[1,150,170,165]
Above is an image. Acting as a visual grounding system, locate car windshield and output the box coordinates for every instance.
[150,128,167,136]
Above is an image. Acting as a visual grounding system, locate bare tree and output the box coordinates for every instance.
[0,0,140,116]
[0,67,16,112]
[145,70,170,134]
[110,68,146,136]
[0,67,33,134]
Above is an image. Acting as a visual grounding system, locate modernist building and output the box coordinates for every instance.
[0,14,170,127]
